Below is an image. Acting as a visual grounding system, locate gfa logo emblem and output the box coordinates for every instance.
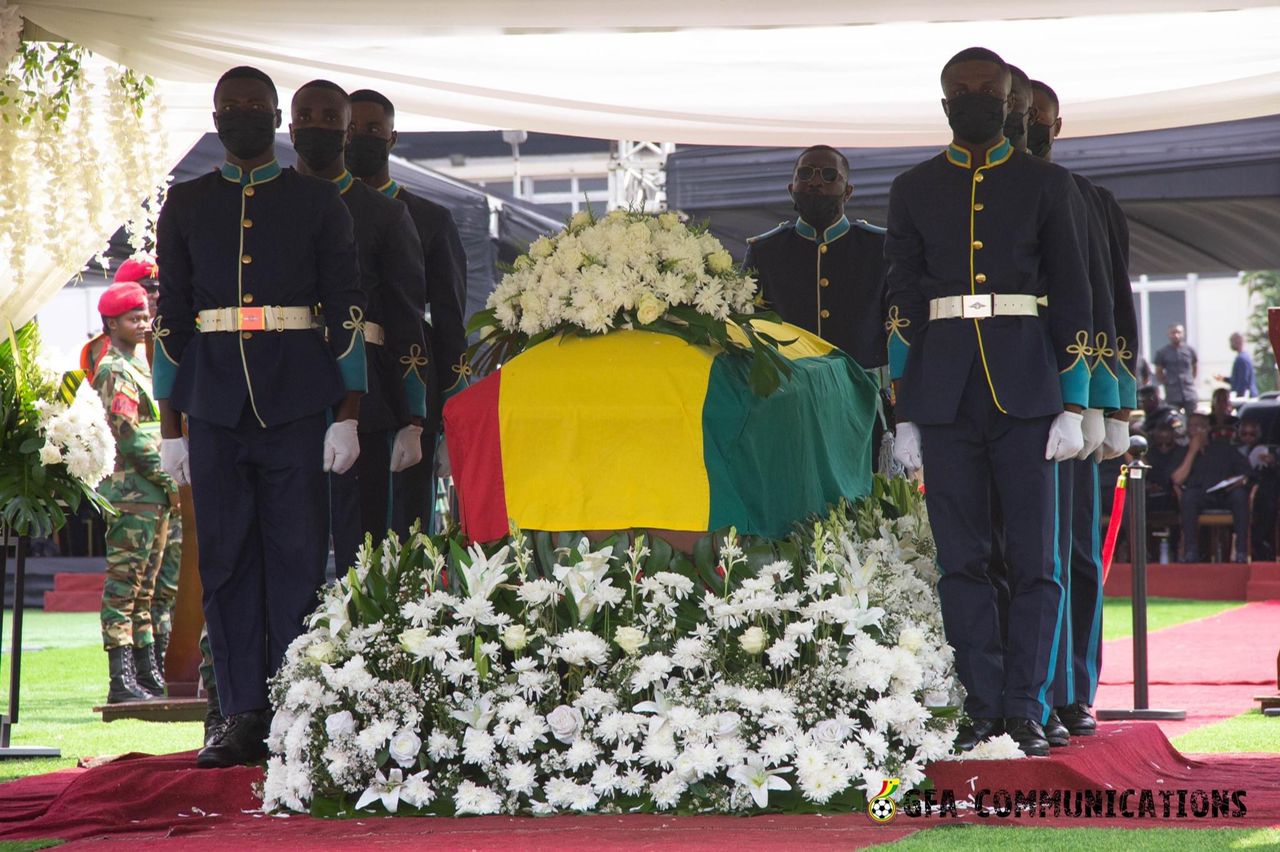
[867,778,901,823]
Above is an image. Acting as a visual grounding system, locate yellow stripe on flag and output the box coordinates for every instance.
[499,331,714,532]
[727,319,836,360]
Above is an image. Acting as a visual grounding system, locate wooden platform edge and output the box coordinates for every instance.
[93,697,206,723]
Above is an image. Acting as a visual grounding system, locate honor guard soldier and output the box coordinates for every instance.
[154,66,366,768]
[347,89,470,536]
[289,80,429,571]
[112,257,184,678]
[886,47,1092,757]
[91,281,176,704]
[1029,77,1140,740]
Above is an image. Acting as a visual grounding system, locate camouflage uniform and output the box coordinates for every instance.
[149,505,182,637]
[92,345,179,651]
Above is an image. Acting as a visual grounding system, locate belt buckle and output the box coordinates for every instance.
[961,293,994,319]
[238,307,266,331]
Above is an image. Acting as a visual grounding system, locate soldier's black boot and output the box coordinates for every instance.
[204,691,227,748]
[152,629,170,678]
[196,709,270,768]
[107,645,153,704]
[133,644,166,697]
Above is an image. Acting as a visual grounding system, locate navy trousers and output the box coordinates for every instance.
[1060,459,1105,706]
[390,428,438,540]
[187,408,329,716]
[330,429,393,573]
[920,365,1066,723]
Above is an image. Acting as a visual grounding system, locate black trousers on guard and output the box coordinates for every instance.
[391,428,438,540]
[920,363,1066,723]
[1064,459,1105,707]
[330,429,393,574]
[187,408,329,716]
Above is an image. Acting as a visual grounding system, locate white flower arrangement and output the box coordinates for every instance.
[469,210,796,396]
[264,478,964,816]
[33,382,115,489]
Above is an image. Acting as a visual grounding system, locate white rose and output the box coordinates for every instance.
[305,640,336,664]
[812,719,847,748]
[635,293,667,326]
[613,626,648,656]
[38,443,62,465]
[325,710,356,739]
[502,623,529,652]
[706,250,734,274]
[399,627,432,658]
[897,626,926,654]
[546,704,584,744]
[739,626,767,655]
[388,726,423,767]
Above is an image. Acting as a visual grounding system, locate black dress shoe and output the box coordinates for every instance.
[1004,718,1051,756]
[196,710,269,768]
[954,718,1003,752]
[1056,702,1097,736]
[1044,710,1070,747]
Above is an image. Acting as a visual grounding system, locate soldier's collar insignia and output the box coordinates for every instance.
[220,159,282,186]
[795,214,850,245]
[332,170,355,194]
[945,139,1013,169]
[378,179,401,199]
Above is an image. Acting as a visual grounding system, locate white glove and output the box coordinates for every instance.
[435,434,452,479]
[389,424,424,473]
[1102,417,1131,460]
[323,419,361,474]
[160,437,190,486]
[1045,410,1085,461]
[893,422,922,471]
[1077,408,1106,461]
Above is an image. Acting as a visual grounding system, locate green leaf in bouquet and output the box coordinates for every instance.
[747,348,781,398]
[18,436,41,454]
[645,535,673,573]
[308,794,356,819]
[533,530,557,579]
[465,307,499,336]
[474,635,490,679]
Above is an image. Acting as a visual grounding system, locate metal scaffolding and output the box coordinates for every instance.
[608,140,676,213]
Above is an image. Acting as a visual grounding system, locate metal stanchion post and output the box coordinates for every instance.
[1097,437,1186,722]
[0,530,61,758]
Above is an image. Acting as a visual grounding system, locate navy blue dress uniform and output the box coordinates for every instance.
[153,159,366,717]
[885,138,1092,724]
[327,170,428,571]
[381,179,470,537]
[743,215,887,371]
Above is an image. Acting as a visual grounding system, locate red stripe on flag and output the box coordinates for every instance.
[443,371,510,543]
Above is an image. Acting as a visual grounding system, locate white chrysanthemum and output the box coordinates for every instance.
[454,780,503,815]
[554,630,610,667]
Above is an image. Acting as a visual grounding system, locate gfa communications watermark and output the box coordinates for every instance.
[866,778,1248,823]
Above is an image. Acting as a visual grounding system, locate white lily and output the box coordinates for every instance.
[458,543,512,601]
[449,695,496,731]
[727,761,792,809]
[355,768,405,813]
[633,688,675,738]
[554,539,616,622]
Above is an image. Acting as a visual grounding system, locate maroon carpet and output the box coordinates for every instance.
[2,725,1277,847]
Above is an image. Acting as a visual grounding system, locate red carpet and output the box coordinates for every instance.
[2,725,1277,847]
[1095,600,1280,737]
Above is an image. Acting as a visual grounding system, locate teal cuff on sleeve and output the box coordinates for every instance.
[1059,358,1092,409]
[887,331,910,381]
[338,332,368,393]
[402,370,427,418]
[1088,367,1121,411]
[152,344,178,400]
[1117,368,1138,410]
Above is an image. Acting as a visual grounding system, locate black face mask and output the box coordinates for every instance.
[1003,109,1027,147]
[215,110,277,160]
[791,191,845,230]
[1027,122,1054,159]
[346,134,391,178]
[292,127,346,171]
[946,93,1007,145]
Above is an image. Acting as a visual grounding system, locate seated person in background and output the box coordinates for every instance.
[1207,386,1238,441]
[1171,413,1251,562]
[1138,384,1176,436]
[1238,419,1279,560]
[1145,418,1186,516]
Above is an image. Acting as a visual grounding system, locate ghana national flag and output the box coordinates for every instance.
[444,320,879,543]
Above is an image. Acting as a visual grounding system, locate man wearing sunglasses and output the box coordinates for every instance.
[743,145,887,375]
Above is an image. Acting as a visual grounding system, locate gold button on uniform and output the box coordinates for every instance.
[241,254,252,264]
[820,309,830,319]
[819,277,830,288]
[819,244,828,254]
[242,218,253,228]
[241,332,253,340]
[974,203,985,211]
[974,173,984,183]
[243,294,254,304]
[972,240,983,250]
[244,186,255,197]
[975,273,987,284]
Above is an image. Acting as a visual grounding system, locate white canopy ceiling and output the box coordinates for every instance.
[16,1,1280,146]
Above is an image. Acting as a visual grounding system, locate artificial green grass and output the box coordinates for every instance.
[881,826,1280,850]
[0,612,202,784]
[1102,597,1244,641]
[0,841,64,851]
[1173,710,1280,755]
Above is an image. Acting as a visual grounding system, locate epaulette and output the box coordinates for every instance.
[745,222,791,245]
[852,218,887,235]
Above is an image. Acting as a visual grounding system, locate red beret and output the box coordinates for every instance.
[98,282,148,318]
[113,257,158,284]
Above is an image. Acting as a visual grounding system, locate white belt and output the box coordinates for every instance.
[196,306,316,332]
[363,321,385,346]
[929,293,1045,321]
